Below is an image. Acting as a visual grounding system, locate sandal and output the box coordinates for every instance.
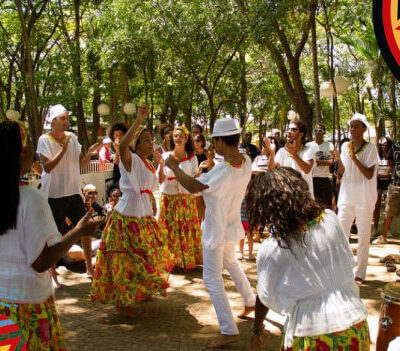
[373,236,388,245]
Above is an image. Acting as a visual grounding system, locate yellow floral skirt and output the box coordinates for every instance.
[281,320,370,351]
[158,193,202,270]
[0,296,67,351]
[91,211,175,307]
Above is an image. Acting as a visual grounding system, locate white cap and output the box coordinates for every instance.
[348,113,370,130]
[83,184,97,192]
[103,137,112,144]
[45,104,71,123]
[211,118,242,137]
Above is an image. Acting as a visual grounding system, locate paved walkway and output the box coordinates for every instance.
[55,238,400,351]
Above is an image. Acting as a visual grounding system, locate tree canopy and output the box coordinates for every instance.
[0,0,396,149]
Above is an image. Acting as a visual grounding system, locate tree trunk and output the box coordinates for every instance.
[120,63,130,121]
[91,65,102,144]
[239,49,247,128]
[390,75,397,140]
[311,3,321,124]
[109,67,118,122]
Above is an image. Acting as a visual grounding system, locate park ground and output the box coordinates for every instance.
[55,228,400,351]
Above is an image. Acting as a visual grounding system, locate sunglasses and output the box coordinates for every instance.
[194,139,202,143]
[87,191,97,195]
[314,129,325,133]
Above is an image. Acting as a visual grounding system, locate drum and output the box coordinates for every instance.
[377,282,400,351]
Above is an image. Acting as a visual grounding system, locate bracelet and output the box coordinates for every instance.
[252,325,265,336]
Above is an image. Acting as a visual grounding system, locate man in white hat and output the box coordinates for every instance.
[36,104,100,278]
[333,113,379,284]
[165,118,255,349]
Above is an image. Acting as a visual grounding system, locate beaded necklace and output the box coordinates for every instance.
[347,140,367,157]
[306,211,325,229]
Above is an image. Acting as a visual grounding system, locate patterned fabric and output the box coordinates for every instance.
[91,211,174,307]
[281,320,370,351]
[0,297,67,351]
[158,193,202,270]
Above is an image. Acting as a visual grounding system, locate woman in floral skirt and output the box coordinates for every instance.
[157,125,202,270]
[91,105,174,316]
[247,168,369,351]
[0,120,102,350]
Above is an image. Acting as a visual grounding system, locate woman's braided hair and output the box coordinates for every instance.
[246,167,322,254]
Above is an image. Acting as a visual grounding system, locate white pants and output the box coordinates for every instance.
[203,241,256,335]
[337,203,374,280]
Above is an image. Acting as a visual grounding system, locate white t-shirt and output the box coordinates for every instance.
[198,155,252,250]
[114,153,158,217]
[0,186,62,303]
[37,132,81,198]
[275,145,315,196]
[337,142,379,209]
[257,210,367,348]
[159,152,198,195]
[307,141,333,178]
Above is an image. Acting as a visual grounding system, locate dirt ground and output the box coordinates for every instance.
[54,231,400,351]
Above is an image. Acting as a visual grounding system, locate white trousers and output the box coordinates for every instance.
[203,241,256,335]
[337,203,374,280]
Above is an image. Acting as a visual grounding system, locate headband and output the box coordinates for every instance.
[174,125,189,137]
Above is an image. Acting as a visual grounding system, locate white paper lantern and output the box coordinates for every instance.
[321,76,350,98]
[320,81,334,98]
[334,76,350,94]
[97,104,110,116]
[123,102,136,115]
[6,109,20,120]
[287,110,297,121]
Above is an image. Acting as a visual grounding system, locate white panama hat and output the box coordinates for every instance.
[46,104,71,123]
[348,113,370,130]
[102,137,112,144]
[211,118,242,137]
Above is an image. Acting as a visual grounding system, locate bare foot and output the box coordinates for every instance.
[238,305,255,319]
[250,330,271,351]
[86,263,95,280]
[116,306,142,318]
[355,277,365,286]
[206,334,239,349]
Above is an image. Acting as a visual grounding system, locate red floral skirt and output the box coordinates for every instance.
[158,193,202,270]
[0,296,67,351]
[91,211,175,307]
[281,320,370,351]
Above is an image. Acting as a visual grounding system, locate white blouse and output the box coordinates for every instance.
[36,132,81,198]
[0,187,62,303]
[338,142,379,209]
[114,153,158,217]
[198,156,252,249]
[275,146,316,197]
[256,210,367,348]
[159,152,198,195]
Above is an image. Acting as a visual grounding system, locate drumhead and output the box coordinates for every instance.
[382,282,400,303]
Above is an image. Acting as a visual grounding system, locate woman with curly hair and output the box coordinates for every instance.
[157,125,202,270]
[91,105,174,316]
[247,168,369,351]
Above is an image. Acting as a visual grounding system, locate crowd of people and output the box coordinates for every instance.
[0,102,395,350]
